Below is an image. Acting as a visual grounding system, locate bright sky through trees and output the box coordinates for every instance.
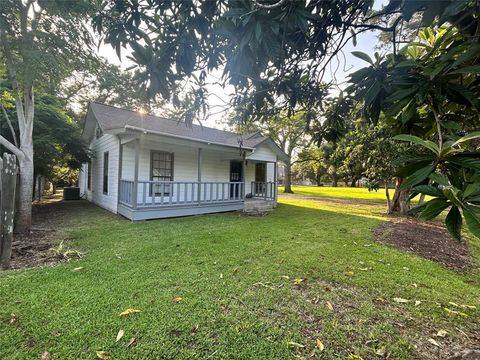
[97,1,385,128]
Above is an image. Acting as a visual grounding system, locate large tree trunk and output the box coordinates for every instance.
[15,145,34,233]
[331,169,338,187]
[283,162,294,193]
[316,171,322,186]
[14,87,34,234]
[385,182,391,213]
[388,178,410,215]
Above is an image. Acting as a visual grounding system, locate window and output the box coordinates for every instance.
[87,161,92,190]
[151,151,173,195]
[103,152,109,194]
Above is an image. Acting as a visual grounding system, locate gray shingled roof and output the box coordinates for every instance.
[89,102,267,149]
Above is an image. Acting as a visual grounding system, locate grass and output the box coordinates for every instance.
[281,185,391,202]
[0,188,479,359]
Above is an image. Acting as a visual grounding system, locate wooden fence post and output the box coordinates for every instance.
[0,153,18,269]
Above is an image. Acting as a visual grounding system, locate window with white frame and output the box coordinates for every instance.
[151,151,173,195]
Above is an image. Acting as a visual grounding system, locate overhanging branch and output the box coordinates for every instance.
[0,135,23,159]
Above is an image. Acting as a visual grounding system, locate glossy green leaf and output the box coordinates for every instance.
[393,134,439,154]
[446,206,462,241]
[451,132,480,147]
[449,157,480,171]
[449,65,480,75]
[412,185,444,198]
[429,173,450,186]
[418,198,450,221]
[463,207,480,239]
[463,183,480,200]
[401,163,437,189]
[351,51,374,65]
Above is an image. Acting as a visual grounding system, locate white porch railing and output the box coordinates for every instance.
[119,180,244,208]
[251,181,276,200]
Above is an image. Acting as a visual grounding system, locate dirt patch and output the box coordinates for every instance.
[5,192,82,270]
[374,219,470,270]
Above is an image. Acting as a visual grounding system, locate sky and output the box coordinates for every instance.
[97,2,385,129]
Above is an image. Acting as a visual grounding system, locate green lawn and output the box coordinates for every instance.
[0,191,479,359]
[280,185,391,202]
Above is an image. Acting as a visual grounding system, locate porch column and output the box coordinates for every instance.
[132,138,140,209]
[273,158,278,202]
[241,159,246,199]
[197,148,202,204]
[117,143,123,207]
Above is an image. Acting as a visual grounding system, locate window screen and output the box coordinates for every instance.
[103,152,109,194]
[87,161,92,190]
[151,151,173,195]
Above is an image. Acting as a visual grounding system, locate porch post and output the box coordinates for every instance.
[132,138,140,209]
[241,159,246,199]
[273,158,278,202]
[197,148,202,204]
[117,142,123,207]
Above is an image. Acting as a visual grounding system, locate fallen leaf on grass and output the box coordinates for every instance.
[119,308,141,316]
[344,271,354,277]
[127,337,137,347]
[436,329,448,338]
[325,301,334,311]
[428,338,441,348]
[96,351,110,359]
[73,267,84,272]
[9,313,16,324]
[444,308,468,317]
[41,351,51,360]
[393,298,409,303]
[288,341,305,348]
[293,278,304,285]
[348,353,365,360]
[359,267,372,271]
[116,329,124,342]
[316,338,324,351]
[51,330,61,337]
[449,302,476,310]
[173,297,183,303]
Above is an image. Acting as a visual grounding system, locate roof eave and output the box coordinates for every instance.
[123,125,255,151]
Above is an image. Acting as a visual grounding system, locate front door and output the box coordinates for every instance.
[230,161,243,199]
[255,163,266,182]
[254,163,266,196]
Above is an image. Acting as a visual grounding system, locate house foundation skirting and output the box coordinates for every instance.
[118,201,245,221]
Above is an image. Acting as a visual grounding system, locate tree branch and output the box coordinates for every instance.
[254,0,287,10]
[0,102,18,147]
[0,14,26,131]
[0,135,23,159]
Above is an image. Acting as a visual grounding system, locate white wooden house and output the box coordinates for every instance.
[78,103,289,220]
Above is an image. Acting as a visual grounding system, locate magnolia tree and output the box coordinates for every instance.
[347,19,480,238]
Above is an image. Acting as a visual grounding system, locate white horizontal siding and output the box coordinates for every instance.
[83,134,119,213]
[120,140,242,204]
[246,144,277,162]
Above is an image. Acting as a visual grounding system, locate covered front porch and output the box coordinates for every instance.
[116,132,278,220]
